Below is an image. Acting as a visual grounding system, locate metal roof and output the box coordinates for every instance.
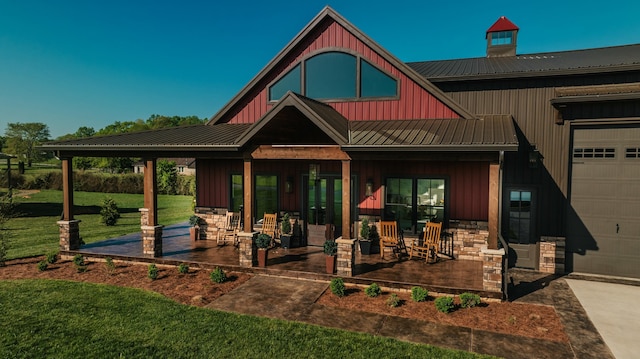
[345,115,518,151]
[407,44,640,81]
[40,124,251,152]
[486,16,519,34]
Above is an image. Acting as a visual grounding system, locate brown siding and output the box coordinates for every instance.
[224,19,460,125]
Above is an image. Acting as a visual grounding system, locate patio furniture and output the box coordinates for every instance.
[217,211,241,246]
[409,222,442,263]
[261,213,278,247]
[379,221,401,259]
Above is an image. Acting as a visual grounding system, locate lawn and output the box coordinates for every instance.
[4,190,192,259]
[0,279,493,359]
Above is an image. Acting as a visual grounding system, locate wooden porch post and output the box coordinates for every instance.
[341,160,351,240]
[143,158,158,226]
[243,158,253,233]
[61,157,74,221]
[488,162,500,250]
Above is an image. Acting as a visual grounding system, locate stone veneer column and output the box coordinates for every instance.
[237,231,258,267]
[139,208,150,226]
[481,247,505,294]
[336,238,355,277]
[142,225,163,257]
[57,219,81,251]
[539,237,566,274]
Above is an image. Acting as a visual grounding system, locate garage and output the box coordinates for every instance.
[568,125,640,279]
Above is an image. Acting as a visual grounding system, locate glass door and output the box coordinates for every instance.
[306,176,341,246]
[502,189,537,269]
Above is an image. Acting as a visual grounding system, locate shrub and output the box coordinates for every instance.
[148,263,159,280]
[100,197,120,226]
[435,296,456,314]
[280,213,291,235]
[177,263,189,274]
[37,260,48,272]
[365,283,381,298]
[386,293,400,308]
[73,254,87,272]
[411,286,429,302]
[330,277,345,298]
[360,218,370,240]
[460,292,481,308]
[255,233,271,249]
[323,240,337,256]
[104,257,116,274]
[45,251,58,264]
[210,267,226,283]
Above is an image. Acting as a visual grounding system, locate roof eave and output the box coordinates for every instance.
[343,144,519,152]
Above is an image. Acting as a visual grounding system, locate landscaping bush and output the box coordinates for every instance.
[411,286,429,302]
[148,264,159,280]
[210,267,226,283]
[72,254,87,272]
[435,296,456,313]
[177,263,189,274]
[45,251,58,264]
[386,293,400,308]
[104,257,116,274]
[364,282,381,298]
[37,260,48,272]
[100,197,120,226]
[459,292,481,308]
[330,277,345,297]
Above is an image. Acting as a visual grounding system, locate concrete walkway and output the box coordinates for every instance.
[207,274,594,359]
[566,279,640,359]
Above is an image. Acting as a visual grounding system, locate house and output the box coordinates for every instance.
[133,158,196,176]
[42,7,640,285]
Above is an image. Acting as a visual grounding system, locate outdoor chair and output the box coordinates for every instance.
[261,213,278,247]
[217,211,241,246]
[409,221,442,263]
[379,221,401,259]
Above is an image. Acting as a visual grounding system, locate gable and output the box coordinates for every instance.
[209,7,473,126]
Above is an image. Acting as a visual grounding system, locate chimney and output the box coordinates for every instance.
[486,16,519,57]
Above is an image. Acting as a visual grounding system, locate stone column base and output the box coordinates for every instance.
[481,247,505,294]
[336,237,355,277]
[142,225,163,257]
[57,219,82,251]
[237,232,258,267]
[539,237,566,274]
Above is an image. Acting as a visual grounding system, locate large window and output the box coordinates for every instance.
[385,177,446,234]
[268,51,398,101]
[230,174,243,213]
[255,175,278,223]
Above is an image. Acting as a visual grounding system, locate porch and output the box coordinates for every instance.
[69,222,499,299]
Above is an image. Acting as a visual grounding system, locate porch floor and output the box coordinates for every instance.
[76,222,489,297]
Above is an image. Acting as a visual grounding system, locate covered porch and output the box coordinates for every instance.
[70,222,497,298]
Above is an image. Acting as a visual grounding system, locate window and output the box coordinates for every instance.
[268,51,398,101]
[255,175,278,223]
[385,177,446,234]
[507,190,531,244]
[230,174,243,213]
[491,31,513,46]
[573,148,615,159]
[626,148,640,158]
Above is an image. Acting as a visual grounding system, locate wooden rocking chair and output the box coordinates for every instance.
[261,213,278,247]
[217,211,241,246]
[410,222,442,263]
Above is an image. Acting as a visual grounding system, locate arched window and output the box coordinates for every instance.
[268,51,398,101]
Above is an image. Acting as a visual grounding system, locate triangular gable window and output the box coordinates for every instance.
[268,51,398,101]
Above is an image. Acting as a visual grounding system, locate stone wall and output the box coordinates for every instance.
[194,207,228,240]
[449,220,489,261]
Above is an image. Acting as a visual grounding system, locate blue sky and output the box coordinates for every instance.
[1,0,639,139]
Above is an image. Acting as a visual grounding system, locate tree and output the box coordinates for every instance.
[157,160,178,195]
[4,122,50,167]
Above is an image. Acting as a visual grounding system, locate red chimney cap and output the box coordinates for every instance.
[486,16,519,35]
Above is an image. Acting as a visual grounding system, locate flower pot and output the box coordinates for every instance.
[257,249,268,267]
[325,255,336,274]
[280,235,291,249]
[359,240,372,255]
[189,226,199,241]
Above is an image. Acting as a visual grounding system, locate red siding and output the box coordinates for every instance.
[224,20,460,125]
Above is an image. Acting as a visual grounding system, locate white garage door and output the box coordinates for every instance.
[568,125,640,279]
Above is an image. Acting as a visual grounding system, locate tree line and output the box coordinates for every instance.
[1,115,207,173]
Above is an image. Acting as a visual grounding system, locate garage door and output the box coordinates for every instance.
[568,125,640,278]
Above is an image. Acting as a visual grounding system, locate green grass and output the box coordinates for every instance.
[0,280,494,359]
[4,190,193,259]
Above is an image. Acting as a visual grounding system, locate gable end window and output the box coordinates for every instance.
[268,51,398,101]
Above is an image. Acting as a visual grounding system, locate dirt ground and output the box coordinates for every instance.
[0,256,568,343]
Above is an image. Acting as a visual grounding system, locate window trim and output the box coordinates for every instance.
[267,48,400,103]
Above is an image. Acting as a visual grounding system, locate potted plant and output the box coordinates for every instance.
[189,215,201,240]
[324,239,338,274]
[255,233,271,267]
[279,213,292,249]
[359,218,372,255]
